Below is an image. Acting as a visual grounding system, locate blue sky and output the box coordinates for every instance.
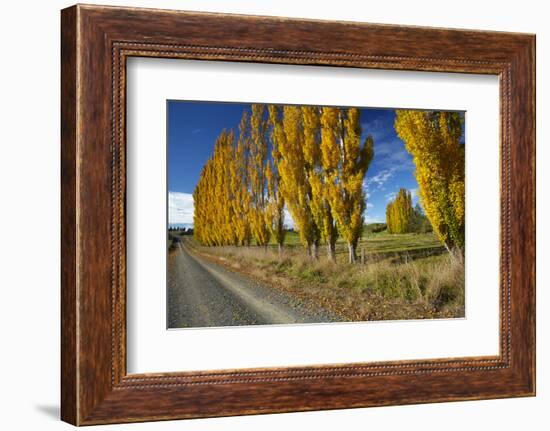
[168,101,426,227]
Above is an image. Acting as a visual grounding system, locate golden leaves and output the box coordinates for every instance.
[321,108,374,262]
[386,188,413,234]
[394,110,465,250]
[194,104,375,263]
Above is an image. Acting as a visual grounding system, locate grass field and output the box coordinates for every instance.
[171,225,465,322]
[246,229,445,264]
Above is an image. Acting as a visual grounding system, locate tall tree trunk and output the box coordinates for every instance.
[311,241,319,260]
[278,242,283,256]
[348,242,356,264]
[327,242,336,262]
[445,243,465,264]
[443,241,458,262]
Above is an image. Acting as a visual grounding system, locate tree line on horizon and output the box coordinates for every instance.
[192,105,465,262]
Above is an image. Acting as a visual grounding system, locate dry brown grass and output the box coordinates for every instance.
[186,239,465,322]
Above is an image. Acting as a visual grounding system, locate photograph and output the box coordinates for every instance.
[167,101,466,329]
[49,2,537,426]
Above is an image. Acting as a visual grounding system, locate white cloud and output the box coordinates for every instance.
[366,168,395,191]
[364,214,384,224]
[385,188,418,204]
[366,202,374,209]
[362,180,371,198]
[283,206,295,229]
[169,191,194,225]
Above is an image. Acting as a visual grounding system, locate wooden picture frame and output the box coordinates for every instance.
[61,4,535,425]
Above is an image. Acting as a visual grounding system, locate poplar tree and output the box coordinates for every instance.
[193,159,210,244]
[221,130,236,245]
[323,107,374,263]
[306,106,338,261]
[266,106,286,254]
[194,130,239,246]
[301,106,333,259]
[274,105,320,256]
[394,110,465,253]
[386,201,395,234]
[386,188,413,234]
[248,104,271,248]
[211,131,230,245]
[231,111,252,246]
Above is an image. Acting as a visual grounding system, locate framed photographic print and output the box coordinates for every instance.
[61,4,535,425]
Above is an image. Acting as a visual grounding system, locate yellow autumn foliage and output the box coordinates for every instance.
[386,188,413,234]
[322,108,374,263]
[248,104,271,247]
[266,106,286,252]
[273,105,319,254]
[394,110,465,251]
[193,130,235,246]
[193,104,376,263]
[302,106,337,260]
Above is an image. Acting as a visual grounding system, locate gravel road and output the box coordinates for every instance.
[167,240,340,328]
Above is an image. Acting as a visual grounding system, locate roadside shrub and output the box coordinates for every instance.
[274,258,293,274]
[425,256,465,314]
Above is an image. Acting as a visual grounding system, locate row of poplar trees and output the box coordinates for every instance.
[385,188,432,234]
[193,104,374,263]
[386,189,414,234]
